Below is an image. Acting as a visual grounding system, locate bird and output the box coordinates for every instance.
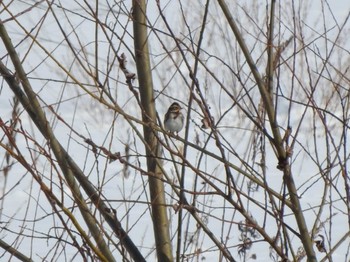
[164,102,184,135]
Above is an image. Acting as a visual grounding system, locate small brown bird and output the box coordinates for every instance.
[164,102,184,134]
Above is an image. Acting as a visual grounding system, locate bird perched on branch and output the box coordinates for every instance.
[164,102,184,135]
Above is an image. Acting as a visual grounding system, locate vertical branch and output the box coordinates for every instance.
[266,0,275,97]
[217,0,284,157]
[176,0,210,260]
[216,0,317,261]
[132,1,173,261]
